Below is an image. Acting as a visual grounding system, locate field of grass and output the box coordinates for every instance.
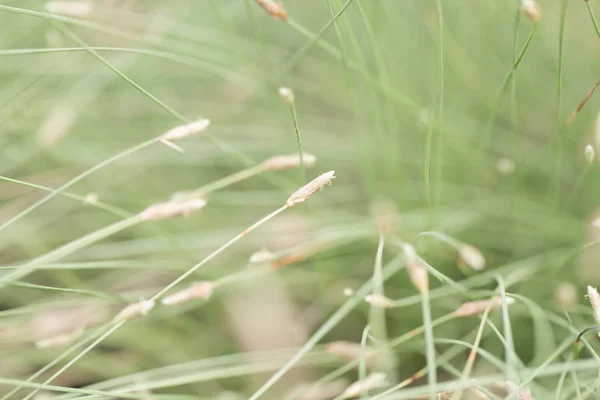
[1,0,600,399]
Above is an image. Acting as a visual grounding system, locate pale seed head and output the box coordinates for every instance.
[161,281,214,306]
[497,158,515,175]
[139,198,207,221]
[262,153,317,171]
[161,119,210,141]
[521,0,541,24]
[457,243,486,271]
[45,1,93,17]
[249,248,275,264]
[255,0,288,21]
[343,287,354,296]
[324,341,378,364]
[364,293,395,308]
[454,296,514,317]
[114,299,155,322]
[585,144,596,165]
[402,244,429,294]
[555,282,577,312]
[285,171,335,207]
[587,285,600,328]
[279,87,295,104]
[341,373,387,399]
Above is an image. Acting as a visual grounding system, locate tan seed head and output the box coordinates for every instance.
[279,87,295,104]
[255,0,288,21]
[262,153,317,171]
[286,171,335,207]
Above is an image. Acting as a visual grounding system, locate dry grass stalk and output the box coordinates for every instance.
[585,144,596,164]
[568,79,600,125]
[161,281,214,306]
[37,105,77,146]
[35,327,84,349]
[255,0,288,21]
[261,153,317,171]
[587,285,600,329]
[45,1,93,17]
[457,243,486,271]
[114,300,155,322]
[286,171,335,207]
[139,198,206,221]
[279,87,295,104]
[402,244,429,294]
[454,296,514,317]
[324,341,378,365]
[520,0,540,24]
[364,293,395,308]
[341,372,387,399]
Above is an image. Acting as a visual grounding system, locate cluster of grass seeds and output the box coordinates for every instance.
[1,0,600,399]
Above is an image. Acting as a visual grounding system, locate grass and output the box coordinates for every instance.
[1,0,600,399]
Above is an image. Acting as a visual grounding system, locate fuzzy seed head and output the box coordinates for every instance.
[249,248,275,264]
[161,119,210,141]
[161,281,214,306]
[497,158,515,175]
[587,285,600,328]
[114,300,155,322]
[324,341,378,365]
[457,243,486,271]
[370,198,400,236]
[35,327,84,349]
[364,293,395,308]
[555,282,577,311]
[403,244,429,294]
[585,144,595,165]
[255,0,288,21]
[341,373,387,399]
[84,192,98,204]
[262,153,317,171]
[343,287,354,296]
[139,198,206,221]
[286,171,335,207]
[454,296,515,317]
[46,1,93,17]
[279,87,295,104]
[521,0,540,24]
[37,105,77,146]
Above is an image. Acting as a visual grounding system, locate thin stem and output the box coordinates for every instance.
[359,324,372,399]
[554,0,568,204]
[434,0,444,206]
[151,206,288,300]
[0,216,140,288]
[289,102,307,183]
[586,1,600,40]
[422,290,436,400]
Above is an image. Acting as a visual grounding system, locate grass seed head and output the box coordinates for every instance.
[262,153,317,171]
[370,198,400,236]
[286,171,335,207]
[364,293,395,308]
[343,287,354,296]
[139,198,207,221]
[255,0,288,21]
[37,104,77,146]
[497,158,515,175]
[555,282,577,311]
[161,119,210,141]
[35,327,84,349]
[457,243,486,271]
[161,281,214,306]
[279,87,295,104]
[341,373,387,399]
[521,0,540,24]
[45,1,93,17]
[587,285,600,329]
[249,248,275,264]
[403,244,429,294]
[324,341,378,365]
[114,300,155,322]
[454,296,514,317]
[585,144,596,165]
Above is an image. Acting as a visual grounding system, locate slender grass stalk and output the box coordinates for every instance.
[586,0,600,39]
[0,216,140,288]
[553,0,568,205]
[424,109,434,212]
[422,289,436,400]
[449,299,494,400]
[434,0,444,207]
[283,90,307,183]
[8,281,121,301]
[496,276,518,398]
[359,324,371,399]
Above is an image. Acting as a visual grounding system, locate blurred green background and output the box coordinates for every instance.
[1,0,600,399]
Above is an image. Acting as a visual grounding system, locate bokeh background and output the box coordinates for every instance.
[1,0,600,399]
